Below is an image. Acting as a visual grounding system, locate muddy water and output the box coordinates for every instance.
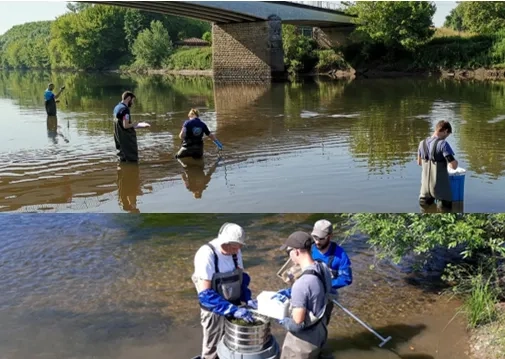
[0,213,469,359]
[1,71,505,213]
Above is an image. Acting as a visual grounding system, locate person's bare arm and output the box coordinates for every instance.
[447,157,458,170]
[196,279,212,293]
[417,155,422,166]
[179,127,187,140]
[54,87,64,100]
[291,307,306,324]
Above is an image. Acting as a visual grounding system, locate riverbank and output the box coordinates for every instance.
[469,305,505,359]
[116,65,505,82]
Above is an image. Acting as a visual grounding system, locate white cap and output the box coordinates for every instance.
[311,219,333,238]
[217,223,246,245]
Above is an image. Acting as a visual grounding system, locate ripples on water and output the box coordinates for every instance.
[1,72,505,212]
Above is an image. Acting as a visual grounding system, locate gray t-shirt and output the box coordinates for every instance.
[291,262,332,319]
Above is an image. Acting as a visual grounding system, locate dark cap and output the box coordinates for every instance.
[280,231,313,251]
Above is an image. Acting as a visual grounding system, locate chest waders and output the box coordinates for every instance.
[280,266,329,359]
[314,242,338,326]
[114,104,138,162]
[419,138,452,204]
[202,243,243,309]
[198,244,245,359]
[177,137,204,160]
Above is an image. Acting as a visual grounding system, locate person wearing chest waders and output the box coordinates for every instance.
[417,120,458,210]
[176,109,223,159]
[191,223,258,359]
[273,231,333,359]
[44,83,65,116]
[113,91,139,163]
[310,219,352,325]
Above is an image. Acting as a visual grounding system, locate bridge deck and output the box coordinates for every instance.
[88,1,354,26]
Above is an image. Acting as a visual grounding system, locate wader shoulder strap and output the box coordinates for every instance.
[232,254,239,269]
[206,243,219,274]
[301,268,327,293]
[299,267,328,329]
[422,139,430,161]
[205,243,239,274]
[430,139,442,162]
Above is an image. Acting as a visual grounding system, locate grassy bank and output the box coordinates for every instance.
[338,27,505,79]
[120,47,212,74]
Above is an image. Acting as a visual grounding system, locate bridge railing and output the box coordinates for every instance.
[284,1,344,11]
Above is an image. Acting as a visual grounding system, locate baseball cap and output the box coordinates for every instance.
[311,219,333,239]
[217,222,246,245]
[279,231,313,251]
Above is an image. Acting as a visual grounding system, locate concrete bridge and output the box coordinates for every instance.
[89,1,355,81]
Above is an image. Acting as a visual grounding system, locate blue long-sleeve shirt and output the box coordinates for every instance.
[311,242,352,291]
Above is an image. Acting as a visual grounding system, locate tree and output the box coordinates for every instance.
[132,20,173,68]
[49,5,127,69]
[66,2,92,13]
[451,1,505,34]
[345,214,505,266]
[345,1,437,51]
[444,4,465,32]
[202,31,212,45]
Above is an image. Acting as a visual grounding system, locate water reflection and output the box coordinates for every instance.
[177,157,220,199]
[2,71,505,212]
[117,163,142,213]
[46,115,70,144]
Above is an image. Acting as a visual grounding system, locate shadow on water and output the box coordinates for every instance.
[328,323,426,351]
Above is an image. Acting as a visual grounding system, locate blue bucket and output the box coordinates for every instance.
[449,174,465,202]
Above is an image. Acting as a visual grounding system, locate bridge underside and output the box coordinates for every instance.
[92,1,355,81]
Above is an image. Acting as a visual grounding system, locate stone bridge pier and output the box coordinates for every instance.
[212,15,285,82]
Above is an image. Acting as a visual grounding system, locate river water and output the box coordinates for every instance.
[0,213,470,359]
[0,71,504,213]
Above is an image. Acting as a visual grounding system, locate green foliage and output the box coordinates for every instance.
[314,49,349,72]
[163,47,212,70]
[345,214,505,265]
[49,5,128,70]
[346,1,437,51]
[445,2,505,35]
[202,31,212,45]
[123,9,210,48]
[0,21,52,69]
[282,24,318,75]
[66,2,92,13]
[132,20,173,68]
[444,5,465,32]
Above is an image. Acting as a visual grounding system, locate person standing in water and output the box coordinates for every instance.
[113,91,139,163]
[176,109,223,159]
[44,83,65,116]
[417,120,459,210]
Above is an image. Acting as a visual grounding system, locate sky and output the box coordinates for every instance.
[0,0,458,36]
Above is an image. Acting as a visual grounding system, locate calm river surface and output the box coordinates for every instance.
[0,213,470,359]
[0,71,504,212]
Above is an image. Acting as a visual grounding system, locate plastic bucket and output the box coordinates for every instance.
[449,174,465,202]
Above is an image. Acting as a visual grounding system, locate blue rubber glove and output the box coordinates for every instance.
[271,288,291,302]
[247,299,258,310]
[213,139,223,150]
[234,308,254,323]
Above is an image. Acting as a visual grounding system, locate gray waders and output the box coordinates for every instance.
[197,243,243,359]
[280,267,330,359]
[419,138,452,208]
[114,120,138,162]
